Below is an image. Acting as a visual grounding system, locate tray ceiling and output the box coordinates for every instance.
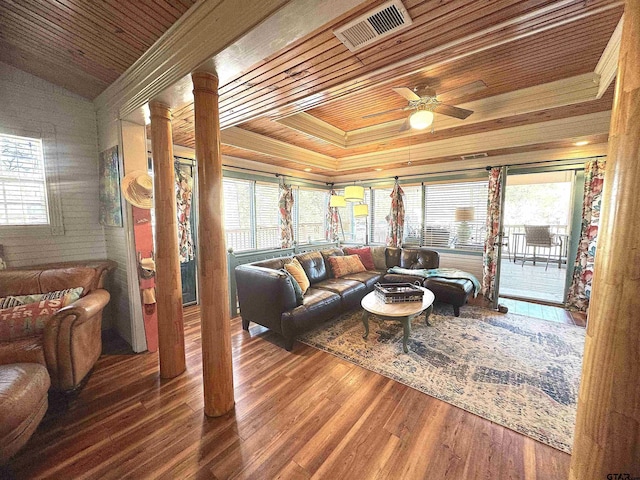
[164,0,622,178]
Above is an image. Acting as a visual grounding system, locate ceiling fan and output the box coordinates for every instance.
[363,80,487,131]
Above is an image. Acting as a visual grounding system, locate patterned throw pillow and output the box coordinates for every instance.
[284,258,310,293]
[327,254,366,278]
[0,295,73,341]
[0,287,83,310]
[344,246,376,270]
[280,269,304,306]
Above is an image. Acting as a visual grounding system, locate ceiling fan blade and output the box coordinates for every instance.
[392,87,421,101]
[434,104,474,120]
[362,107,406,119]
[437,80,487,103]
[399,118,411,132]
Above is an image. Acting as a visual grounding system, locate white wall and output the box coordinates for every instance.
[0,60,109,261]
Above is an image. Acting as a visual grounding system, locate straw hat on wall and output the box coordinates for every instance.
[122,170,153,209]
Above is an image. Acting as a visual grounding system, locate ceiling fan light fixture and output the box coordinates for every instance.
[409,109,434,130]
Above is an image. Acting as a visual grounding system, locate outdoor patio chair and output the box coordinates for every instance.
[521,225,560,270]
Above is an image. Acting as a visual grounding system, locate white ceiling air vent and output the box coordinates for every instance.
[460,153,489,161]
[333,0,413,52]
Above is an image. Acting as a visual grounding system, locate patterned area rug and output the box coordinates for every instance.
[298,305,585,453]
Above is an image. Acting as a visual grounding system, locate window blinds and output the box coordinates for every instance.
[222,178,253,251]
[423,180,488,249]
[255,182,280,249]
[0,134,49,225]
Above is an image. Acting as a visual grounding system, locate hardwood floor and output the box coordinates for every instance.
[6,306,572,479]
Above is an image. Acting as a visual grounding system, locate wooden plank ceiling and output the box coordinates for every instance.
[165,0,622,177]
[0,0,196,99]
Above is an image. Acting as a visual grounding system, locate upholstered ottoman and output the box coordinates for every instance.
[424,278,474,316]
[0,363,50,464]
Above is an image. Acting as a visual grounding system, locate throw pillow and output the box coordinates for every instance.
[0,295,72,341]
[0,287,84,310]
[284,258,310,293]
[344,246,376,270]
[327,254,366,278]
[280,269,304,306]
[370,246,387,270]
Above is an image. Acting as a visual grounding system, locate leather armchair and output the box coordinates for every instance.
[0,260,115,392]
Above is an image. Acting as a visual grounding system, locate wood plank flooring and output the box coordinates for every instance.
[5,306,573,479]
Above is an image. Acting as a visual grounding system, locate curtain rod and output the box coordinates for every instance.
[333,155,602,185]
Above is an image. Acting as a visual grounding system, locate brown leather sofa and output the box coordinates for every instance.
[0,260,115,392]
[0,363,50,465]
[235,247,474,350]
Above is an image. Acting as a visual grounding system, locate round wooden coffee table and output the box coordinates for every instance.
[361,287,435,353]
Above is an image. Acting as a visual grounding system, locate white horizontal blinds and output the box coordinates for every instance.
[0,133,49,225]
[255,182,280,249]
[223,178,253,251]
[423,180,488,249]
[402,185,422,244]
[371,187,392,244]
[297,187,327,243]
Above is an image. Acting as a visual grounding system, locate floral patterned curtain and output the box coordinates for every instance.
[279,183,294,248]
[566,158,606,311]
[482,167,503,301]
[386,182,405,247]
[325,188,340,243]
[175,166,194,263]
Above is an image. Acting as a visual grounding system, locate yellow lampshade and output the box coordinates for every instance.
[409,110,434,130]
[329,195,346,207]
[353,204,369,217]
[344,185,364,202]
[455,206,475,222]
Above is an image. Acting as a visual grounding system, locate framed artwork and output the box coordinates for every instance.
[98,145,123,227]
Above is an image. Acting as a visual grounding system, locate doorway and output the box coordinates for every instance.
[499,171,575,304]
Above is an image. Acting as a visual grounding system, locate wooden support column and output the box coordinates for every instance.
[570,2,640,478]
[149,101,186,379]
[192,72,235,417]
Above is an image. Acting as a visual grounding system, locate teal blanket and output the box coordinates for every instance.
[387,266,481,297]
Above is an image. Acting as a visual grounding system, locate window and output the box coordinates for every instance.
[0,133,48,225]
[336,188,370,244]
[296,187,327,243]
[254,182,280,249]
[402,185,422,245]
[223,178,253,252]
[423,180,488,250]
[371,187,392,244]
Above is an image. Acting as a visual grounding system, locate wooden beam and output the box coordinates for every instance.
[570,0,640,477]
[595,15,624,98]
[191,72,235,417]
[149,101,186,379]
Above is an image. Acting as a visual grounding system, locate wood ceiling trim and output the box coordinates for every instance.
[595,15,623,98]
[277,113,348,148]
[338,111,611,169]
[221,128,338,170]
[218,1,622,128]
[333,142,609,181]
